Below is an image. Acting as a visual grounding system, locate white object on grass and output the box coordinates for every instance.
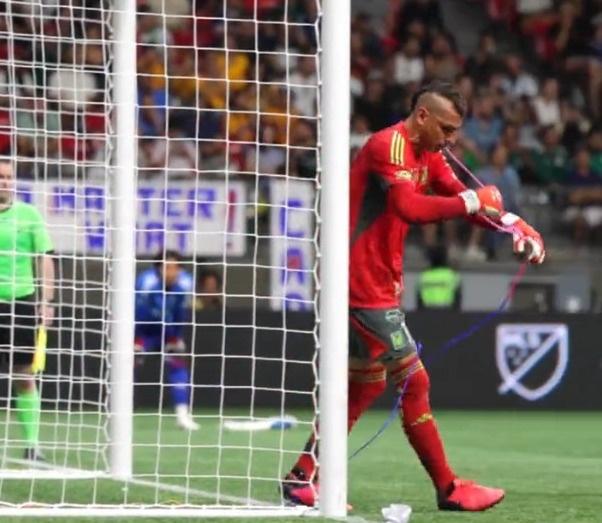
[223,416,298,432]
[382,503,412,523]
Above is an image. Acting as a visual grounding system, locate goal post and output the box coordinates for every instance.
[318,0,350,518]
[0,0,350,517]
[109,0,137,481]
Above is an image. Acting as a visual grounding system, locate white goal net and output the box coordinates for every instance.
[0,0,342,517]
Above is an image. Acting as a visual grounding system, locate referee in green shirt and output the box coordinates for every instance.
[0,159,54,461]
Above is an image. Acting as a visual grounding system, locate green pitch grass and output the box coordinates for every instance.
[0,410,600,522]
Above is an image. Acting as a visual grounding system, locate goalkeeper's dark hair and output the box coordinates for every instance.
[153,249,181,267]
[410,81,467,118]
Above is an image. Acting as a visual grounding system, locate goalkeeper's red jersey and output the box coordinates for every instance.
[349,122,469,309]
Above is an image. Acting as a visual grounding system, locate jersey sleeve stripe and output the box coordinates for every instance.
[390,131,406,166]
[390,131,398,165]
[398,133,405,165]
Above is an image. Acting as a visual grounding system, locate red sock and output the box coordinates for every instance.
[293,365,386,480]
[391,358,455,492]
[348,365,387,432]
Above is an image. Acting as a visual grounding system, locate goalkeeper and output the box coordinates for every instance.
[282,82,545,511]
[135,250,198,431]
[0,159,54,461]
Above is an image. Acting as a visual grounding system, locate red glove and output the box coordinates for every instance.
[459,185,504,218]
[500,213,546,264]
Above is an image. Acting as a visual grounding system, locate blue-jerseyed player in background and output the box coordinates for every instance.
[135,250,198,430]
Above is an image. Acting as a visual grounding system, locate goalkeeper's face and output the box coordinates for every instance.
[162,259,181,287]
[0,162,15,205]
[417,97,462,152]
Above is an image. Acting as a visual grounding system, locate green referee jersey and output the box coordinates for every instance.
[0,201,53,302]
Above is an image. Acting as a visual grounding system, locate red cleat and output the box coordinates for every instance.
[437,478,505,511]
[281,468,317,507]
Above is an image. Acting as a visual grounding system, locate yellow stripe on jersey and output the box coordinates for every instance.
[390,131,405,166]
[398,133,405,164]
[390,131,398,165]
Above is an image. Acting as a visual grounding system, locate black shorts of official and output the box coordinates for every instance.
[0,294,37,367]
[349,307,417,362]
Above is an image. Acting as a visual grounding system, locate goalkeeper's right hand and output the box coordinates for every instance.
[459,186,504,218]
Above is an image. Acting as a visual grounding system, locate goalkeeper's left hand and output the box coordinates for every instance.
[500,213,546,264]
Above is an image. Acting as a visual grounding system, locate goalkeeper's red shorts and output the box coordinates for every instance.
[349,307,417,362]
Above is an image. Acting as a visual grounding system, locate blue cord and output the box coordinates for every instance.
[349,272,522,461]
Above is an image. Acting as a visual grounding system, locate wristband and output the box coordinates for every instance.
[458,189,479,214]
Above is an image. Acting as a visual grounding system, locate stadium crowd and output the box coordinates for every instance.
[0,0,600,252]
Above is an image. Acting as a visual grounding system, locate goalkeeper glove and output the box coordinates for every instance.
[500,213,546,264]
[459,186,504,218]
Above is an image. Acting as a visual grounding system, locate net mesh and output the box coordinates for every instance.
[0,0,321,514]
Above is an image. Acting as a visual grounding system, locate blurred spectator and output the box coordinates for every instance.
[588,126,602,175]
[560,101,589,155]
[196,269,223,311]
[500,53,538,99]
[463,93,504,155]
[138,6,172,45]
[289,56,318,117]
[456,74,475,114]
[247,124,286,175]
[289,119,317,179]
[465,32,505,85]
[48,45,98,109]
[144,0,190,31]
[354,77,393,131]
[393,36,425,86]
[138,49,167,137]
[350,114,371,154]
[393,0,445,40]
[510,97,542,152]
[562,146,602,245]
[466,144,522,260]
[532,77,561,127]
[423,32,462,81]
[142,127,198,179]
[499,123,527,175]
[528,125,569,184]
[2,0,600,254]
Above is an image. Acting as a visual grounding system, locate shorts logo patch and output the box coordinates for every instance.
[390,330,406,351]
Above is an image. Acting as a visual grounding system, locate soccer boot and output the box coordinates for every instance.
[281,467,317,507]
[437,478,505,511]
[23,448,47,462]
[176,413,200,431]
[175,406,200,431]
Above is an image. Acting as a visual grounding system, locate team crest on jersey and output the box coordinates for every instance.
[394,170,413,181]
[390,329,407,351]
[394,167,428,185]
